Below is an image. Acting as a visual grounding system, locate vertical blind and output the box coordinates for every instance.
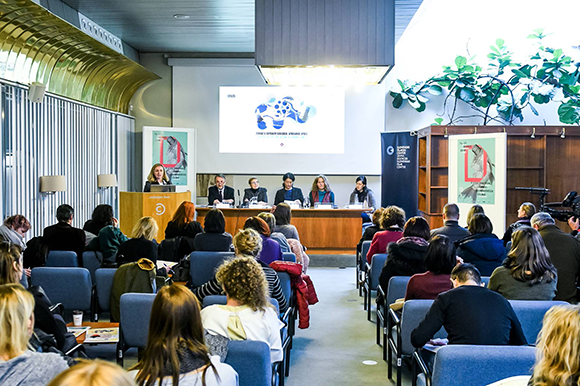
[0,81,132,237]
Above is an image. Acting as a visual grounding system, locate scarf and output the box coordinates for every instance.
[397,236,429,247]
[163,342,208,376]
[312,190,331,203]
[354,187,368,203]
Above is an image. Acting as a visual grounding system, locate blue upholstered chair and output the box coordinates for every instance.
[82,251,103,283]
[94,268,117,321]
[225,340,272,386]
[363,253,388,320]
[378,276,411,360]
[30,267,93,320]
[281,252,296,262]
[509,300,567,345]
[117,293,156,366]
[46,250,79,267]
[414,345,536,386]
[357,240,372,295]
[189,251,234,287]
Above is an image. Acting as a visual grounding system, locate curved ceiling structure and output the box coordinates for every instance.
[0,0,159,113]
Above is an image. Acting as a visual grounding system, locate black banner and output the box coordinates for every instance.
[381,132,419,217]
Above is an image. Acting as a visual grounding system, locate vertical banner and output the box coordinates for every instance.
[448,133,507,234]
[381,132,419,217]
[142,127,196,196]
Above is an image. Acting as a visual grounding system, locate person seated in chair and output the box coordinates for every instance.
[208,174,235,206]
[243,177,268,206]
[430,203,470,243]
[43,204,86,261]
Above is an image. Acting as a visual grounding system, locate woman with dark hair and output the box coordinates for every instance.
[349,176,377,209]
[244,216,282,265]
[465,204,485,228]
[83,204,115,236]
[273,172,304,205]
[130,285,237,386]
[378,216,430,294]
[456,213,506,276]
[405,235,456,300]
[366,206,406,264]
[86,206,128,265]
[143,163,171,192]
[273,203,300,241]
[193,209,232,252]
[243,177,268,206]
[502,202,536,246]
[308,175,335,206]
[357,208,384,255]
[489,227,557,300]
[0,215,30,249]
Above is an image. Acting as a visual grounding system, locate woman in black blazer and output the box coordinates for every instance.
[243,177,268,206]
[274,172,304,205]
[143,163,171,192]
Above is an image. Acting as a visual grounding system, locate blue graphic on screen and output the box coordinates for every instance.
[255,96,317,130]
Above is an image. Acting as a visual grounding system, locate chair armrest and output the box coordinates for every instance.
[49,303,64,316]
[389,307,401,326]
[65,343,84,356]
[281,307,292,324]
[413,349,432,386]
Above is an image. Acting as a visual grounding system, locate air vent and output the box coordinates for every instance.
[78,13,124,54]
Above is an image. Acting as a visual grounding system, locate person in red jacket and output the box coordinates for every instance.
[366,206,405,264]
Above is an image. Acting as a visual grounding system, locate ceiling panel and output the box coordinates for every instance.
[60,0,421,53]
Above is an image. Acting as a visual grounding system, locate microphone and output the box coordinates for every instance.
[237,189,241,208]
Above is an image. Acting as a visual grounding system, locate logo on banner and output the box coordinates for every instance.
[155,203,166,215]
[386,146,395,156]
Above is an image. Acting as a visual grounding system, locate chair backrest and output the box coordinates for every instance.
[430,345,536,386]
[189,251,234,287]
[119,293,156,348]
[30,267,92,311]
[46,250,79,267]
[276,271,292,310]
[225,340,272,386]
[386,276,411,305]
[282,252,296,262]
[509,300,567,345]
[95,268,117,312]
[361,241,372,269]
[401,300,447,355]
[82,251,103,283]
[369,253,388,290]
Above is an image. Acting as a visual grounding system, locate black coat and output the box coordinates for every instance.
[208,185,235,205]
[456,233,506,276]
[143,180,171,192]
[243,187,268,204]
[43,222,86,260]
[274,187,304,205]
[378,241,428,293]
[430,220,471,243]
[117,236,159,265]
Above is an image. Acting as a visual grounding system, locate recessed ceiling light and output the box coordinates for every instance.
[173,14,191,20]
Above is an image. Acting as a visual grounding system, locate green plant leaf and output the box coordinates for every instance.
[428,85,443,95]
[455,56,467,69]
[529,103,539,116]
[397,79,406,89]
[553,49,563,60]
[392,94,403,108]
[558,101,580,124]
[496,38,505,48]
[433,117,444,125]
[458,88,476,102]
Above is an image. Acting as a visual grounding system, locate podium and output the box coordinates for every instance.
[119,191,191,241]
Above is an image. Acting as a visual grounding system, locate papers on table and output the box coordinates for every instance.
[67,326,90,338]
[84,328,119,343]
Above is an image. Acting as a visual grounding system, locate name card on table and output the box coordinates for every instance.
[314,204,333,210]
[284,201,301,210]
[216,203,231,209]
[249,204,269,209]
[347,204,363,209]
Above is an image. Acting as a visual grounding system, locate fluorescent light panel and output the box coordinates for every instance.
[258,66,391,86]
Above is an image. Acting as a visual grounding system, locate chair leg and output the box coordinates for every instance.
[367,290,372,321]
[383,325,388,361]
[397,355,402,386]
[284,342,291,377]
[376,311,381,345]
[363,285,368,310]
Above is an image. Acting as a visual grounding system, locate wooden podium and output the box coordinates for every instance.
[119,192,191,241]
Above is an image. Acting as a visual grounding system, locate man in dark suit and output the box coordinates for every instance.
[43,204,86,260]
[207,174,235,206]
[430,203,470,242]
[532,212,580,303]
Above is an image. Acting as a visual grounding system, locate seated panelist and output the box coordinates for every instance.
[208,173,235,206]
[243,177,268,206]
[274,172,304,205]
[308,174,335,205]
[143,163,171,192]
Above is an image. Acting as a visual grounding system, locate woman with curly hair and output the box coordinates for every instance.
[0,214,31,249]
[201,257,284,363]
[489,227,557,300]
[131,285,237,386]
[192,228,287,313]
[366,205,406,264]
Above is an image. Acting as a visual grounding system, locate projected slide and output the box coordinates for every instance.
[219,87,345,154]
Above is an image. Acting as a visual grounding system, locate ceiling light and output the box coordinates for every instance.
[173,14,190,20]
[258,66,391,86]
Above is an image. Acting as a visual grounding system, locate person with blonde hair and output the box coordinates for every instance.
[131,285,237,386]
[0,283,69,384]
[117,217,159,265]
[143,163,170,192]
[502,202,536,246]
[192,228,287,313]
[308,174,335,205]
[201,257,284,363]
[48,359,135,386]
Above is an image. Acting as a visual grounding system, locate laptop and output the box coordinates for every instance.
[150,184,176,193]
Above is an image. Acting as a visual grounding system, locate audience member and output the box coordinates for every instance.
[48,359,136,386]
[244,216,282,265]
[202,257,284,363]
[83,204,115,237]
[489,227,557,300]
[378,216,430,295]
[456,213,505,276]
[192,228,287,313]
[411,264,527,348]
[532,212,580,303]
[366,206,405,264]
[502,202,536,246]
[0,283,69,384]
[257,212,290,253]
[0,215,30,250]
[430,203,470,243]
[405,235,456,300]
[86,214,129,265]
[568,216,580,240]
[43,204,86,260]
[131,285,237,386]
[356,208,384,255]
[193,209,233,252]
[273,203,300,241]
[164,201,203,256]
[465,204,485,227]
[117,217,159,265]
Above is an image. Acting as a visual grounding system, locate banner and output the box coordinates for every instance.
[449,133,507,234]
[381,132,419,217]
